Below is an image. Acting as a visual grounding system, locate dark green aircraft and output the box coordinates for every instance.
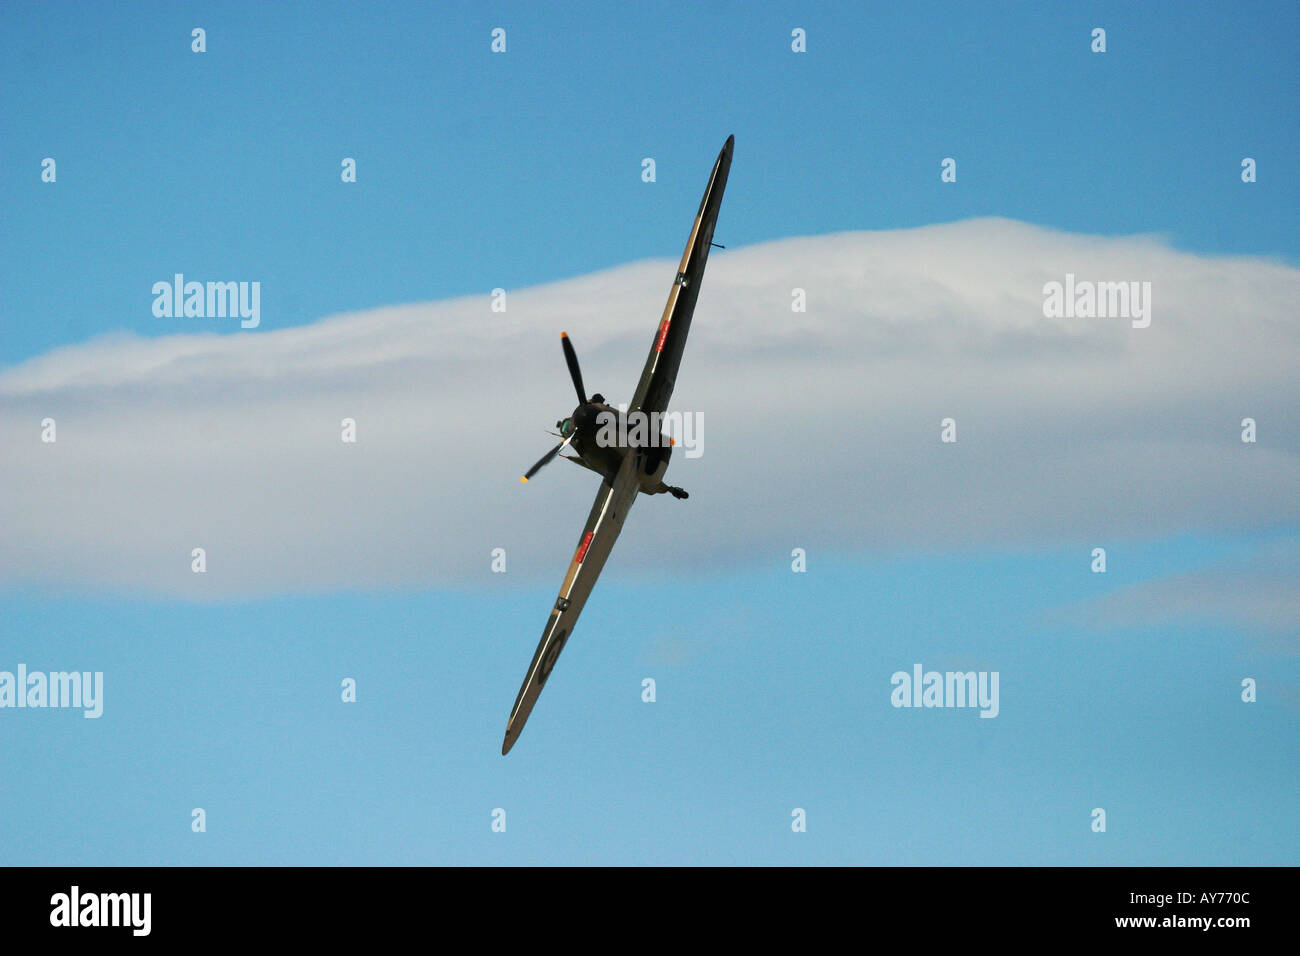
[503,135,734,754]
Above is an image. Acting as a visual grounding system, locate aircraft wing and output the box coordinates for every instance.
[502,449,643,754]
[629,135,733,418]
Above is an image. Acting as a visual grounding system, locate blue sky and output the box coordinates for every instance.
[1,1,1296,865]
[4,1,1297,361]
[3,536,1294,865]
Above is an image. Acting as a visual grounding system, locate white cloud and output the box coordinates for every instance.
[2,218,1297,598]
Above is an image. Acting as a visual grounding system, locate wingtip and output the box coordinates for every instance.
[560,331,568,339]
[501,733,515,755]
[520,476,528,483]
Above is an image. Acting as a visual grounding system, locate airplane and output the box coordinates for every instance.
[503,135,734,755]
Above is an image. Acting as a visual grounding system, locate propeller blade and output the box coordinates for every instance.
[560,332,586,405]
[521,435,573,482]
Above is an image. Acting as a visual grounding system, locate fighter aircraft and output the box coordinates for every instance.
[503,135,734,754]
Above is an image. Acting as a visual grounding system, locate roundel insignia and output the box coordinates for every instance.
[536,629,569,687]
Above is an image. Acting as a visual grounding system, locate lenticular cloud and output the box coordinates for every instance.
[2,218,1297,598]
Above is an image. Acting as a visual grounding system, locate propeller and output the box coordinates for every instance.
[521,333,587,483]
[521,433,573,482]
[561,332,586,405]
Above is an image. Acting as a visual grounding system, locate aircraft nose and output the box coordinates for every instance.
[573,404,597,432]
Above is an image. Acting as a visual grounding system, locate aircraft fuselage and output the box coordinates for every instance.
[565,401,673,493]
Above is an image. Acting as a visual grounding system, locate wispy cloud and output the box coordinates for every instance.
[3,218,1297,598]
[1066,538,1300,650]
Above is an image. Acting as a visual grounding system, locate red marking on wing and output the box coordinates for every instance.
[574,531,594,564]
[655,318,670,352]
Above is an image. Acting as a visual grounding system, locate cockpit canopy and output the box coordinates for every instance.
[558,418,575,438]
